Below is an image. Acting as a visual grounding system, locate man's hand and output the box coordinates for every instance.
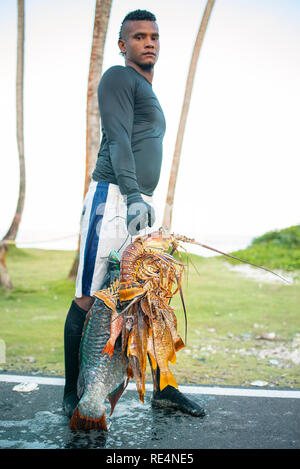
[126,192,155,236]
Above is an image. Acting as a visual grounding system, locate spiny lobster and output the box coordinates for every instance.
[94,228,288,401]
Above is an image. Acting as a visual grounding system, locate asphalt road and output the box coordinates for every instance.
[0,374,299,450]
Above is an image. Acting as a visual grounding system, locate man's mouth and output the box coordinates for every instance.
[143,52,156,57]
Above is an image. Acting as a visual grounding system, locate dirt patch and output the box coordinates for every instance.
[232,334,300,367]
[224,262,296,285]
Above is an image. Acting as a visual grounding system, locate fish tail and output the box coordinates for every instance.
[159,370,178,391]
[102,339,114,359]
[174,337,185,352]
[108,379,129,416]
[69,407,107,431]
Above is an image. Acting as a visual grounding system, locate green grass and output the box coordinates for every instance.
[170,254,300,388]
[0,246,74,375]
[0,237,299,388]
[227,225,300,272]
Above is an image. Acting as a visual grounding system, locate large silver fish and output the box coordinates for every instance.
[70,253,130,431]
[69,296,129,431]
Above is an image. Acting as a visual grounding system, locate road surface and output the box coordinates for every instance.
[0,373,299,450]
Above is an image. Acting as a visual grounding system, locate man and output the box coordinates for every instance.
[63,9,205,419]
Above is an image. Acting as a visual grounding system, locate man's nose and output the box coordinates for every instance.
[144,38,155,48]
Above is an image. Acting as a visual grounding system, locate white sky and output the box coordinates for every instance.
[0,0,299,254]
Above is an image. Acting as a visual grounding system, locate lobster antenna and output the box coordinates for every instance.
[170,265,188,345]
[182,248,201,279]
[170,243,190,286]
[175,245,191,284]
[118,295,144,317]
[179,285,188,345]
[184,238,290,284]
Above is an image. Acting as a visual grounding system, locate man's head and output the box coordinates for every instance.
[118,10,159,71]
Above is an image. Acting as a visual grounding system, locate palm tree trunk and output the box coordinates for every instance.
[162,0,215,231]
[0,0,25,289]
[4,0,25,241]
[84,0,112,197]
[68,0,112,281]
[0,243,12,289]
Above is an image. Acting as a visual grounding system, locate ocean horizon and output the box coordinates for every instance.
[10,229,255,257]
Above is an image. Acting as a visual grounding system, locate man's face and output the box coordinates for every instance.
[118,20,160,70]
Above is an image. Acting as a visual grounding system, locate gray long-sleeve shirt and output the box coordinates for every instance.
[92,65,166,197]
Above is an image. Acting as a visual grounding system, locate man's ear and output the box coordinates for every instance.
[118,39,126,56]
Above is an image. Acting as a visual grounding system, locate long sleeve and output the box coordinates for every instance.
[98,66,140,196]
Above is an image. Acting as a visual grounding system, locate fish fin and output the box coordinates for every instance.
[151,364,159,392]
[108,379,128,416]
[148,352,157,370]
[127,333,133,357]
[69,406,107,431]
[138,389,145,404]
[159,370,178,391]
[127,364,134,379]
[102,339,114,359]
[174,337,185,352]
[169,350,176,365]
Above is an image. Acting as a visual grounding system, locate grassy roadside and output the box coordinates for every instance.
[0,247,74,376]
[227,225,300,273]
[0,240,299,388]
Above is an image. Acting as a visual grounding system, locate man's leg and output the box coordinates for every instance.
[63,295,94,418]
[63,181,111,417]
[63,181,131,418]
[149,357,206,417]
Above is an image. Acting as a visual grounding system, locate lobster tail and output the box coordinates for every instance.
[94,279,120,310]
[119,282,144,303]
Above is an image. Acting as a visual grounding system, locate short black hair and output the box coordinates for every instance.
[119,9,157,40]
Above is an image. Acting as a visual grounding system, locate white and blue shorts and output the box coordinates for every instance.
[75,180,155,298]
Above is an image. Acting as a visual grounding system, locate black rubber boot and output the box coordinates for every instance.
[151,365,206,417]
[63,300,88,418]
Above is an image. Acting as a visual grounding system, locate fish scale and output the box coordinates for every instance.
[70,297,129,430]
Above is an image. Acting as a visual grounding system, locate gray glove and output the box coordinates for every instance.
[126,192,155,236]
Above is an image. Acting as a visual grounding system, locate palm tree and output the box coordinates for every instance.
[0,244,12,289]
[68,0,112,280]
[162,0,215,230]
[0,0,25,289]
[83,0,113,197]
